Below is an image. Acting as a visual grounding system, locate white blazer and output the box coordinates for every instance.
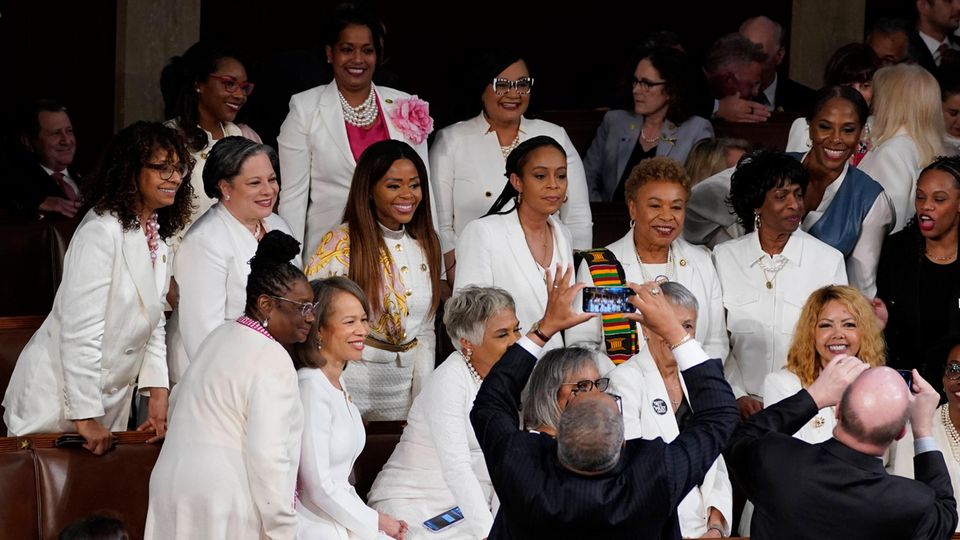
[858,129,927,233]
[454,212,573,351]
[566,231,728,374]
[278,83,431,258]
[607,348,732,538]
[166,203,296,383]
[3,210,170,434]
[430,113,593,252]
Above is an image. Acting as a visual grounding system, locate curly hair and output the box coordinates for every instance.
[623,156,689,203]
[727,150,809,233]
[785,285,886,387]
[82,121,195,240]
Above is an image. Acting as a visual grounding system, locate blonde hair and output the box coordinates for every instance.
[684,137,750,188]
[870,64,944,166]
[785,285,886,387]
[623,157,690,202]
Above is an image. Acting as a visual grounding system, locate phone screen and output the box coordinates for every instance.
[423,507,464,532]
[582,286,636,314]
[895,369,913,389]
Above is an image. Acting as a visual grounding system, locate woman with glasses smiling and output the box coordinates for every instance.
[523,346,605,437]
[583,47,713,202]
[607,281,732,538]
[3,122,193,454]
[430,47,593,286]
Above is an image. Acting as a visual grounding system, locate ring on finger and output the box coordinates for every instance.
[650,287,661,296]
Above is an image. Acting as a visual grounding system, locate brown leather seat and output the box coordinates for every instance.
[0,441,40,538]
[353,421,404,503]
[713,112,801,153]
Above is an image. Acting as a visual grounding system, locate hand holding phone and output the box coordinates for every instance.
[582,286,636,314]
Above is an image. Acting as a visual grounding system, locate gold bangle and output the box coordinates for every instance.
[669,334,692,351]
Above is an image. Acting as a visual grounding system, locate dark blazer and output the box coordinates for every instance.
[727,388,958,540]
[5,155,78,219]
[772,76,816,114]
[470,342,738,540]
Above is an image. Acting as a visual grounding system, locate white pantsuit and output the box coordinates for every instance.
[278,83,431,258]
[607,347,733,538]
[454,212,574,351]
[165,203,295,383]
[3,210,169,434]
[430,113,593,252]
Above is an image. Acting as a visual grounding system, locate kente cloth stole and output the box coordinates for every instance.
[582,248,637,364]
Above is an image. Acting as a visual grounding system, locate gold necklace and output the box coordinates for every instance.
[926,249,958,262]
[519,214,551,269]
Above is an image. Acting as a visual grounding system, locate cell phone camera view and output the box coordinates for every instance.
[423,506,464,532]
[895,369,913,389]
[582,286,636,314]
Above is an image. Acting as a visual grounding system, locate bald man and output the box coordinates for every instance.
[727,357,957,540]
[739,15,815,112]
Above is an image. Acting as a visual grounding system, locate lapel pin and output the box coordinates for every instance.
[384,98,393,104]
[679,259,687,267]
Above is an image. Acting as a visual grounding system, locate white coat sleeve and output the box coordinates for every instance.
[556,127,594,250]
[785,118,811,153]
[846,191,896,298]
[59,219,115,420]
[244,348,300,539]
[702,455,734,536]
[138,294,169,392]
[426,373,495,538]
[277,96,311,246]
[608,367,645,440]
[176,232,230,360]
[453,220,494,292]
[699,263,729,363]
[298,377,383,540]
[858,143,918,233]
[429,128,458,254]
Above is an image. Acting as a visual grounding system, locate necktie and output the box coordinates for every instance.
[52,171,77,201]
[937,43,949,65]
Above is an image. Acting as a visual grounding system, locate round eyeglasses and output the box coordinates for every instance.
[143,162,189,181]
[560,377,610,394]
[267,295,319,318]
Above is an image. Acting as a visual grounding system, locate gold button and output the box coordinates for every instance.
[485,191,492,197]
[401,266,408,273]
[405,289,412,297]
[679,259,687,267]
[395,243,403,252]
[162,254,167,263]
[420,263,427,271]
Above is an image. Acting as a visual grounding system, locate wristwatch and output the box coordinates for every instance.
[530,320,552,342]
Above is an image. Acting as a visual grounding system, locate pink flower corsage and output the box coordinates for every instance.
[388,96,434,145]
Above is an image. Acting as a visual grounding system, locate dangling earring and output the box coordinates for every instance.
[262,318,269,328]
[754,212,761,231]
[463,348,473,358]
[514,192,523,206]
[629,219,636,229]
[317,338,323,351]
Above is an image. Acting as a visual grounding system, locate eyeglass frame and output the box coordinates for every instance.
[632,77,668,92]
[561,377,610,394]
[207,74,256,96]
[491,76,535,96]
[946,362,960,380]
[266,294,319,318]
[143,162,189,181]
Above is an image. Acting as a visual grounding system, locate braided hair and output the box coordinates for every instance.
[244,230,306,320]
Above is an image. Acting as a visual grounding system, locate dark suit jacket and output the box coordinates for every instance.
[470,343,738,540]
[727,389,958,540]
[5,154,78,219]
[772,76,816,114]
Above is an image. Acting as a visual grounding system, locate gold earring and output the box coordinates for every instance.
[563,194,569,204]
[754,212,761,231]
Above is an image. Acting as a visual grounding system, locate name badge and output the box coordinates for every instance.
[652,398,668,415]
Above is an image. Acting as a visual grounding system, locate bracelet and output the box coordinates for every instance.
[707,524,726,537]
[669,333,693,351]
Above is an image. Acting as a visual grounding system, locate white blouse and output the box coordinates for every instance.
[713,230,848,400]
[763,368,836,443]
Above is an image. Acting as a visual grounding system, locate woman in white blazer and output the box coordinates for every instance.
[165,137,296,383]
[455,136,575,351]
[583,47,713,203]
[430,49,592,279]
[368,286,517,539]
[146,232,309,539]
[278,6,432,259]
[607,282,732,538]
[566,157,727,373]
[2,122,193,453]
[859,64,944,233]
[293,277,407,540]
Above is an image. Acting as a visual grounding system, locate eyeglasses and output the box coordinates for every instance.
[208,74,255,96]
[492,77,534,96]
[267,295,319,317]
[143,162,188,181]
[561,377,610,394]
[632,77,667,91]
[946,363,960,380]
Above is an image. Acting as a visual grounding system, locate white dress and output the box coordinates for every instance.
[297,368,391,540]
[430,113,593,252]
[145,321,303,539]
[165,203,296,383]
[713,231,847,401]
[367,352,499,539]
[607,348,733,538]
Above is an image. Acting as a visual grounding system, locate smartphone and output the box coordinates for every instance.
[582,286,636,314]
[895,369,913,389]
[423,506,464,532]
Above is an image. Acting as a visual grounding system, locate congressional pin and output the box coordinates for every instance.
[679,258,687,267]
[162,254,167,263]
[652,398,668,415]
[384,98,394,104]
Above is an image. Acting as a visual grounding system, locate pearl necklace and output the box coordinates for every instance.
[635,245,674,283]
[640,128,661,144]
[461,351,483,384]
[757,253,788,289]
[941,405,960,464]
[143,212,160,266]
[338,87,378,127]
[500,133,521,159]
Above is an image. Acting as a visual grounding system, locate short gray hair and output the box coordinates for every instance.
[202,136,280,199]
[660,281,699,313]
[522,347,595,432]
[444,286,515,346]
[557,397,624,473]
[704,33,766,74]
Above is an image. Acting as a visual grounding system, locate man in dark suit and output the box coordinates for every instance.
[470,269,739,540]
[6,99,82,221]
[727,356,958,540]
[739,16,816,113]
[913,0,960,72]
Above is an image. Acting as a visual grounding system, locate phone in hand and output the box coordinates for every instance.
[423,506,464,532]
[582,286,636,314]
[895,369,913,389]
